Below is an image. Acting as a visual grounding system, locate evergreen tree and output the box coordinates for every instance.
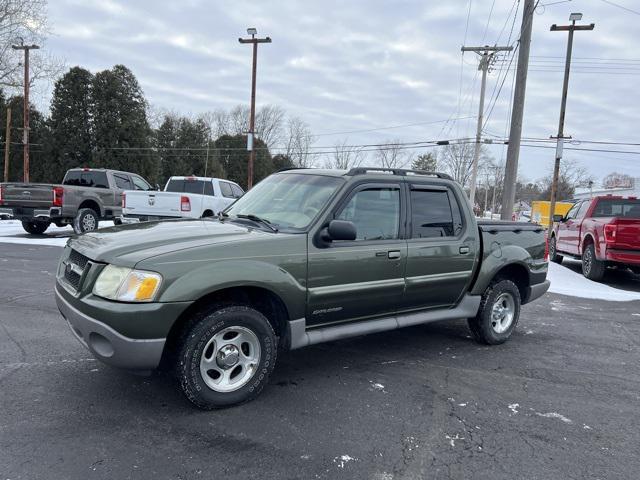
[214,134,273,189]
[412,153,437,172]
[92,65,154,179]
[46,66,93,181]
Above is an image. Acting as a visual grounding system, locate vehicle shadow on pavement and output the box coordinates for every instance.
[561,258,640,292]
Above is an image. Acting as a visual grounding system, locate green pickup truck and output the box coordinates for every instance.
[55,168,549,409]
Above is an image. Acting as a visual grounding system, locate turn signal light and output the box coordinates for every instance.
[181,195,191,212]
[122,192,126,208]
[604,224,617,245]
[53,186,64,207]
[544,236,549,262]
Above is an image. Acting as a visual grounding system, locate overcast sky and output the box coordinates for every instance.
[40,0,640,183]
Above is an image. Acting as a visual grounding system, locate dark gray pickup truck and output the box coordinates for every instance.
[55,167,550,409]
[0,168,154,234]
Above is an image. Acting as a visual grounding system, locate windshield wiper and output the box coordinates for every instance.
[235,214,279,233]
[218,211,229,220]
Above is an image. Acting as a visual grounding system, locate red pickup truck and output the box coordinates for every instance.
[549,195,640,280]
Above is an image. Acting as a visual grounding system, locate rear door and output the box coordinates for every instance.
[401,184,477,311]
[306,182,407,326]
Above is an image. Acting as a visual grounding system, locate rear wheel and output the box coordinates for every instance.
[549,235,563,264]
[73,208,99,234]
[468,279,521,345]
[177,305,277,409]
[21,220,50,235]
[582,243,605,281]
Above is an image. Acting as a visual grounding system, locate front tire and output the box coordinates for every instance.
[468,279,521,345]
[21,220,50,235]
[582,243,605,281]
[549,235,563,264]
[177,305,277,409]
[73,208,99,234]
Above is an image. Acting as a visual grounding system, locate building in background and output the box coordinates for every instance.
[573,177,640,200]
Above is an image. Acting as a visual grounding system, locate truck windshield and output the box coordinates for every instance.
[593,199,640,218]
[225,173,344,230]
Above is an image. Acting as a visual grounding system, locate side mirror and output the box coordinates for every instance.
[552,214,564,223]
[326,220,357,241]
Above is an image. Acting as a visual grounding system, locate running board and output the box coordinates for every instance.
[288,295,481,350]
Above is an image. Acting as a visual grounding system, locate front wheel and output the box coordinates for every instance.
[468,279,521,345]
[21,220,50,235]
[177,305,277,409]
[582,243,605,281]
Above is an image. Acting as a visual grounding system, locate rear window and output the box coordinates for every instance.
[593,199,640,218]
[166,179,211,195]
[63,171,109,189]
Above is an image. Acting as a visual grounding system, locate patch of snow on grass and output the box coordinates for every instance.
[0,220,115,247]
[547,262,640,302]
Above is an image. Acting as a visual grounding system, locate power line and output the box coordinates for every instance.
[597,0,640,16]
[314,116,475,136]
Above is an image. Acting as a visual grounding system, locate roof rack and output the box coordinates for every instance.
[345,167,453,180]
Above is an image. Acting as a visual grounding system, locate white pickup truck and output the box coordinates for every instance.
[121,176,244,223]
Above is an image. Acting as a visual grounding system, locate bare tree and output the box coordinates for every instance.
[538,158,594,200]
[438,143,490,189]
[285,116,314,168]
[324,138,364,169]
[255,104,284,148]
[375,139,413,169]
[0,0,63,90]
[205,104,284,149]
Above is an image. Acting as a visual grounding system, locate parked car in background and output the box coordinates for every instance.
[121,176,243,223]
[549,195,640,280]
[0,168,154,235]
[55,167,549,409]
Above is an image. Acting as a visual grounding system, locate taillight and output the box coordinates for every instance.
[544,236,549,262]
[0,185,4,205]
[181,196,191,212]
[122,192,126,208]
[53,186,64,207]
[604,224,617,245]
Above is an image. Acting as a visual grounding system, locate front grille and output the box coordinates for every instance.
[63,249,91,291]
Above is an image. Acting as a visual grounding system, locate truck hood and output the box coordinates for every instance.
[70,219,267,266]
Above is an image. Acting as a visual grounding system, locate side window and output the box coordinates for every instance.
[231,184,244,198]
[335,186,400,241]
[411,189,461,238]
[220,182,234,198]
[132,176,152,191]
[83,171,109,188]
[62,171,81,186]
[565,203,580,219]
[113,173,132,190]
[576,201,590,219]
[203,181,214,196]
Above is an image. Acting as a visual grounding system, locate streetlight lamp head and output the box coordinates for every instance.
[569,12,583,21]
[247,27,257,36]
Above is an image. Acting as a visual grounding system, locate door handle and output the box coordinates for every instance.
[388,250,401,259]
[459,246,470,254]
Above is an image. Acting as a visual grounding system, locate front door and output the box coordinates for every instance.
[306,182,407,327]
[401,185,478,311]
[556,201,581,253]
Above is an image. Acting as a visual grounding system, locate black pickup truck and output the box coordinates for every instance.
[0,168,154,234]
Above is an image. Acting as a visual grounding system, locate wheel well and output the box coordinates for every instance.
[202,209,214,217]
[582,234,595,249]
[78,200,101,217]
[159,286,290,370]
[493,263,529,302]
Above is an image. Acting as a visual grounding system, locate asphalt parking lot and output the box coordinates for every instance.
[1,243,640,480]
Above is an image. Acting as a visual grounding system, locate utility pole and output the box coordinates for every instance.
[501,0,535,220]
[547,13,594,236]
[11,41,39,183]
[239,28,271,189]
[4,107,11,182]
[461,45,512,209]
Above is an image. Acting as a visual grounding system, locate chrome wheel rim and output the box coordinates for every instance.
[491,293,515,334]
[583,248,592,274]
[199,326,261,393]
[82,214,96,231]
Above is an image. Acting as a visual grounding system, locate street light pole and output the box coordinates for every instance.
[11,41,39,183]
[239,28,271,189]
[547,14,594,237]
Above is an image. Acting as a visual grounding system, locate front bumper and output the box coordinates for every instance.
[525,279,550,304]
[55,286,166,371]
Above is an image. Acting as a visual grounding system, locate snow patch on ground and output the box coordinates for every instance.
[508,403,519,414]
[0,220,115,247]
[333,455,356,468]
[535,411,573,424]
[547,262,640,302]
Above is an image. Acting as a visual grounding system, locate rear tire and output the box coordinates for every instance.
[21,220,50,235]
[582,243,605,281]
[549,236,563,264]
[177,305,277,409]
[73,208,99,234]
[468,279,521,345]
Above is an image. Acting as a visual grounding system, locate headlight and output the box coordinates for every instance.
[93,265,162,302]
